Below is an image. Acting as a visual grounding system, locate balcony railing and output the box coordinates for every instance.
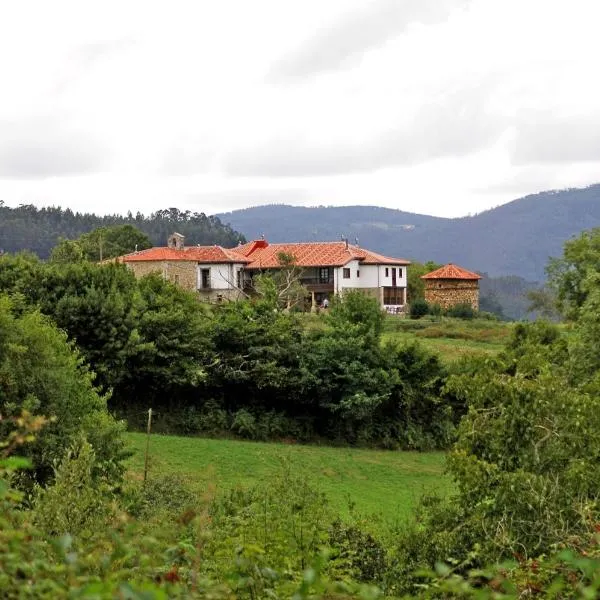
[300,277,334,285]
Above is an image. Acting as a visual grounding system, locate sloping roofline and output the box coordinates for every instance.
[421,263,481,280]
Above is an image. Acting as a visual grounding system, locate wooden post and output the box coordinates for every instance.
[143,408,152,484]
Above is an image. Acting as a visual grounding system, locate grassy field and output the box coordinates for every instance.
[382,316,512,362]
[126,433,451,527]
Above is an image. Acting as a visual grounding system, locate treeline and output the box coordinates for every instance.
[0,203,244,257]
[0,252,455,448]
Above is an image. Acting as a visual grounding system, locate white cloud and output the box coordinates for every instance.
[1,0,600,218]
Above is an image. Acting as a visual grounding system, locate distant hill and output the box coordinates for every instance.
[0,205,245,258]
[217,184,600,282]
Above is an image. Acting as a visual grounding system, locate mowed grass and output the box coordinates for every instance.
[125,433,451,527]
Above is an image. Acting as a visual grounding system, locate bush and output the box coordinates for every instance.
[428,302,443,317]
[230,408,257,439]
[0,296,127,488]
[445,302,476,319]
[33,439,116,539]
[131,473,201,519]
[409,299,429,319]
[329,519,387,583]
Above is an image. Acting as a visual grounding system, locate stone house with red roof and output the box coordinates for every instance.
[118,233,410,311]
[421,263,481,310]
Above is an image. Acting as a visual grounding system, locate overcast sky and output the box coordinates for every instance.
[1,0,599,218]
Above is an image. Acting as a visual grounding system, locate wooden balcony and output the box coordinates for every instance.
[300,277,334,293]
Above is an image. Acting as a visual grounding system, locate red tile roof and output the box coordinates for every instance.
[117,238,409,268]
[421,263,481,280]
[234,239,269,257]
[120,246,250,264]
[245,241,409,269]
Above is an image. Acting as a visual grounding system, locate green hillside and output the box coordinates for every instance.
[217,183,600,282]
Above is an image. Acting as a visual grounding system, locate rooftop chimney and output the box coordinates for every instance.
[167,232,185,250]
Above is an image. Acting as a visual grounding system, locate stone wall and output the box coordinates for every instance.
[423,279,479,310]
[126,261,197,291]
[126,260,246,303]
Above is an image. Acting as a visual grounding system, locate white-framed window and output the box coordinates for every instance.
[343,268,350,279]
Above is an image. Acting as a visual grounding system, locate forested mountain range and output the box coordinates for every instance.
[217,184,600,282]
[0,204,245,258]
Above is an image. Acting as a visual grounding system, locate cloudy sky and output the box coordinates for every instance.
[1,0,599,218]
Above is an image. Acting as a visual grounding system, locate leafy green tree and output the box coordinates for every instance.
[30,263,145,391]
[206,298,304,414]
[0,297,126,487]
[120,274,213,408]
[49,238,86,264]
[327,290,384,341]
[547,226,600,319]
[79,224,152,261]
[407,261,441,304]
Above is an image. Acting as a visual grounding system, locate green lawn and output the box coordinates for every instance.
[125,433,451,526]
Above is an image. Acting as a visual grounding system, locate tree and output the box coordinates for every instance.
[253,252,307,310]
[119,274,213,408]
[78,224,152,261]
[407,261,441,304]
[0,296,126,487]
[547,227,600,319]
[526,285,561,320]
[49,238,85,264]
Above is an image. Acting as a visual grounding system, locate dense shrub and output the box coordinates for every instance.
[445,302,476,319]
[33,439,116,539]
[0,296,126,488]
[409,298,429,319]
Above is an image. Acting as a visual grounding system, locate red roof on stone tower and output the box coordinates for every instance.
[421,263,481,280]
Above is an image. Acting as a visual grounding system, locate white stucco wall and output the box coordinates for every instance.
[197,263,244,290]
[335,262,407,292]
[379,265,407,289]
[335,260,362,290]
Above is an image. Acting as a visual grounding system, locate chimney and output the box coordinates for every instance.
[167,232,185,250]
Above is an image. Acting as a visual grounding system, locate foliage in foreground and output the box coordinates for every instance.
[1,414,384,599]
[391,227,600,594]
[0,295,126,487]
[4,414,600,599]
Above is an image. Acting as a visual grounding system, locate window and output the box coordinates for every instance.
[356,270,360,278]
[398,268,403,278]
[200,268,211,289]
[236,269,242,289]
[383,287,404,305]
[385,267,389,277]
[343,268,350,279]
[319,267,330,283]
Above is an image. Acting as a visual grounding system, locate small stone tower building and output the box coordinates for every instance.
[421,263,481,310]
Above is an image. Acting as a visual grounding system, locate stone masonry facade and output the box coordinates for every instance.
[125,260,244,303]
[423,279,479,310]
[127,260,197,291]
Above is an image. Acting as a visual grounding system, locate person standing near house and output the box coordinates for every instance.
[322,297,329,309]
